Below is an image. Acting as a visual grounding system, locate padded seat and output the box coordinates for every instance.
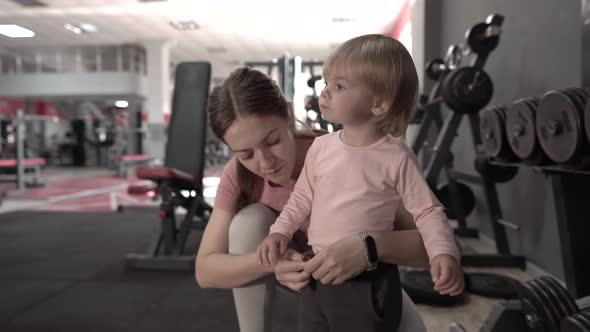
[136,166,195,183]
[0,158,46,167]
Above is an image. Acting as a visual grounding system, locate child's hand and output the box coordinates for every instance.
[257,233,289,266]
[430,254,464,296]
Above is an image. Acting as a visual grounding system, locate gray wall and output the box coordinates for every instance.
[420,0,585,280]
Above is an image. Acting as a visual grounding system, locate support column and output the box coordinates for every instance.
[583,0,590,86]
[143,40,173,162]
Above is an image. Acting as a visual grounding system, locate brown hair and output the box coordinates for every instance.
[208,67,317,211]
[323,34,419,137]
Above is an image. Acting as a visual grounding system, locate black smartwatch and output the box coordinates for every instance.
[358,232,378,271]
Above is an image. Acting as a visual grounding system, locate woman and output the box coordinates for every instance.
[195,67,430,332]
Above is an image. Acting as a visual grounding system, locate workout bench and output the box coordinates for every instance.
[115,154,153,178]
[0,158,47,187]
[125,62,212,271]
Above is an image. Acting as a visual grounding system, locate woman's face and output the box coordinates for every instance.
[223,115,297,186]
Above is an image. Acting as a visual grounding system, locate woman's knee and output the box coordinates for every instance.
[228,204,277,255]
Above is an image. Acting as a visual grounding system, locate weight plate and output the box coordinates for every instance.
[466,22,500,55]
[400,269,466,306]
[519,281,554,332]
[561,314,590,332]
[542,275,580,316]
[529,278,562,331]
[481,106,510,158]
[506,98,541,161]
[577,310,590,328]
[564,88,590,168]
[536,276,578,326]
[443,67,494,113]
[571,88,590,146]
[464,272,520,299]
[435,182,476,219]
[426,58,446,81]
[564,88,586,119]
[536,90,584,164]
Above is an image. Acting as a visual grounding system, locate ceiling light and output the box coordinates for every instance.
[0,25,35,38]
[64,23,82,34]
[65,23,98,34]
[79,23,98,32]
[169,20,199,31]
[332,18,354,23]
[115,100,129,108]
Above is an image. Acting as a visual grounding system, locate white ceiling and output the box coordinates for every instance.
[0,0,405,80]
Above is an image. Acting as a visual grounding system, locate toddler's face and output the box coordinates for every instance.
[319,67,377,126]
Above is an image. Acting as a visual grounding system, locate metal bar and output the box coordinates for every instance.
[449,169,483,185]
[16,109,25,192]
[551,173,590,298]
[497,218,519,231]
[411,111,433,155]
[469,116,512,255]
[424,112,463,184]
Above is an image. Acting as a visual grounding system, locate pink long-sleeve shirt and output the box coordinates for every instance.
[269,132,460,262]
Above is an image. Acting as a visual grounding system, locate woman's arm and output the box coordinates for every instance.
[369,229,429,268]
[371,203,429,268]
[195,207,273,289]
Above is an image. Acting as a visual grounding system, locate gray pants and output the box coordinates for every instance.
[228,204,427,332]
[300,264,402,332]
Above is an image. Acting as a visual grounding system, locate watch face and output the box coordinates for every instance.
[365,235,378,263]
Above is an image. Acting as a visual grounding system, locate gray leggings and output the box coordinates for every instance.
[228,204,427,332]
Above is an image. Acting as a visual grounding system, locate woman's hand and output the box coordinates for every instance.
[274,249,311,292]
[303,234,367,285]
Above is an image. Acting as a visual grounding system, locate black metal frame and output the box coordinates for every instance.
[125,62,212,271]
[125,180,212,271]
[489,161,590,298]
[413,15,525,269]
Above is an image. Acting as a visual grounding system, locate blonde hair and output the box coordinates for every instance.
[323,34,419,137]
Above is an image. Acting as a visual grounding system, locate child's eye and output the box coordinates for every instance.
[267,139,280,146]
[336,84,345,90]
[239,153,253,160]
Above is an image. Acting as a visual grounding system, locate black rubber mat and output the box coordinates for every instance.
[0,210,300,332]
[0,280,69,321]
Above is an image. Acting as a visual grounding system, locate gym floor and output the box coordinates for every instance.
[0,168,536,332]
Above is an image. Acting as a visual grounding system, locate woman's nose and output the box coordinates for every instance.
[258,149,276,170]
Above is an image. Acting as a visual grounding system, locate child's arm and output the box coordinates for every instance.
[259,145,317,265]
[395,152,460,263]
[268,141,318,240]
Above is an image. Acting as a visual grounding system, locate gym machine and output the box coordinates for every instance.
[450,274,590,332]
[0,107,47,192]
[414,13,525,269]
[480,87,590,300]
[125,62,212,271]
[402,13,528,307]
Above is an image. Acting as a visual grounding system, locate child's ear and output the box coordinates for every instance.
[371,97,391,117]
